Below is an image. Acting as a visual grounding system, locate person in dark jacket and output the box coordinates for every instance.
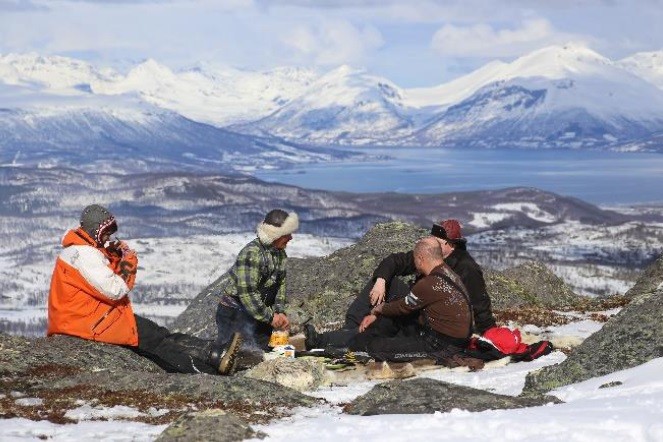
[305,219,496,350]
[349,238,472,360]
[216,209,298,350]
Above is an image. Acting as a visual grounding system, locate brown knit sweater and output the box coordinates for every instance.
[381,263,472,339]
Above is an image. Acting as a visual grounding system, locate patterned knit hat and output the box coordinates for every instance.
[80,204,117,245]
[257,209,299,245]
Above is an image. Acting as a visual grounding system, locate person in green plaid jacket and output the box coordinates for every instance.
[216,209,298,350]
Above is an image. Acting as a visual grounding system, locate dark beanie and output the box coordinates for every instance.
[80,204,117,245]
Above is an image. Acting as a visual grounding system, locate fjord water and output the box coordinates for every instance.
[254,147,663,205]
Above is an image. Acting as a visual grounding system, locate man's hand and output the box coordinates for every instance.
[271,313,289,330]
[369,278,387,306]
[370,302,384,316]
[359,314,377,333]
[117,240,133,256]
[119,251,138,290]
[107,239,133,258]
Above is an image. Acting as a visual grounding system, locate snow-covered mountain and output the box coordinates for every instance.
[0,55,347,172]
[92,60,319,126]
[2,44,663,151]
[403,44,663,148]
[0,90,343,172]
[0,53,319,126]
[232,65,414,145]
[0,53,117,91]
[618,50,663,90]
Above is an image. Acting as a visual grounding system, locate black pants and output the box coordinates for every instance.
[314,278,412,349]
[344,278,411,327]
[216,303,272,351]
[132,315,217,374]
[351,322,467,362]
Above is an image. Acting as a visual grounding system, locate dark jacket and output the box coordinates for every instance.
[372,244,496,333]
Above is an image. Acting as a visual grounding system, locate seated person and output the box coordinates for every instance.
[215,209,298,351]
[305,219,496,349]
[349,238,473,361]
[48,205,241,375]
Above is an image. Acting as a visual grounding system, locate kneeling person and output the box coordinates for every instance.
[216,209,298,350]
[351,237,472,360]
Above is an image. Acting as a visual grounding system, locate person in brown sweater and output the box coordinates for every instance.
[350,237,473,360]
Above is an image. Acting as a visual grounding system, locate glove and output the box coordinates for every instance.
[118,251,138,290]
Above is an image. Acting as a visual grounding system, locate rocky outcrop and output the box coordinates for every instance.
[172,222,424,338]
[0,333,318,427]
[285,222,424,328]
[487,261,581,310]
[344,378,558,415]
[171,273,229,340]
[156,409,265,442]
[522,286,663,396]
[244,358,332,392]
[624,254,663,299]
[0,333,161,377]
[172,222,581,337]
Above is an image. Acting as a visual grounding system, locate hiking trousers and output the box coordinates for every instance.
[216,302,272,351]
[132,315,217,374]
[345,278,411,327]
[351,322,467,362]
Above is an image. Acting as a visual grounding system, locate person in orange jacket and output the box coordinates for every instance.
[48,204,242,375]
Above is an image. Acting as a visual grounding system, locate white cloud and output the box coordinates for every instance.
[282,20,384,66]
[431,18,578,57]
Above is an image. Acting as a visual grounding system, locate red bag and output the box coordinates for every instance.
[479,327,529,355]
[466,327,554,362]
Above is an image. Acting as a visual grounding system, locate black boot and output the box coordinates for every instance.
[304,324,321,350]
[208,332,242,375]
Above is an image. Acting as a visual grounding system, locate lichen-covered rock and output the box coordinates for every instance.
[170,273,228,340]
[172,222,581,338]
[156,409,265,442]
[624,254,663,299]
[45,370,319,407]
[487,261,582,310]
[522,287,663,396]
[344,378,558,415]
[244,357,332,392]
[0,333,162,377]
[171,222,424,337]
[286,222,424,328]
[0,333,318,427]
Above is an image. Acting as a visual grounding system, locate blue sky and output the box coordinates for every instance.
[0,0,661,87]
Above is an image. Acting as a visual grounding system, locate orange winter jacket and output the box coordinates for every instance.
[47,228,139,346]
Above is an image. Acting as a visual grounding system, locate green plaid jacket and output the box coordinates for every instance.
[224,238,287,323]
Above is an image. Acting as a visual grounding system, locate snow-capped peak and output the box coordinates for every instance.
[99,58,178,94]
[0,52,116,90]
[237,65,411,145]
[293,64,404,109]
[505,43,611,78]
[618,50,663,89]
[405,42,644,109]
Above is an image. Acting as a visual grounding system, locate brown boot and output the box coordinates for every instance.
[210,332,243,375]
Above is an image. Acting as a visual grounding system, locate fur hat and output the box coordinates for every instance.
[257,209,299,245]
[80,204,117,245]
[431,219,463,242]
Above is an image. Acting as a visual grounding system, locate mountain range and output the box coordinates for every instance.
[1,43,663,166]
